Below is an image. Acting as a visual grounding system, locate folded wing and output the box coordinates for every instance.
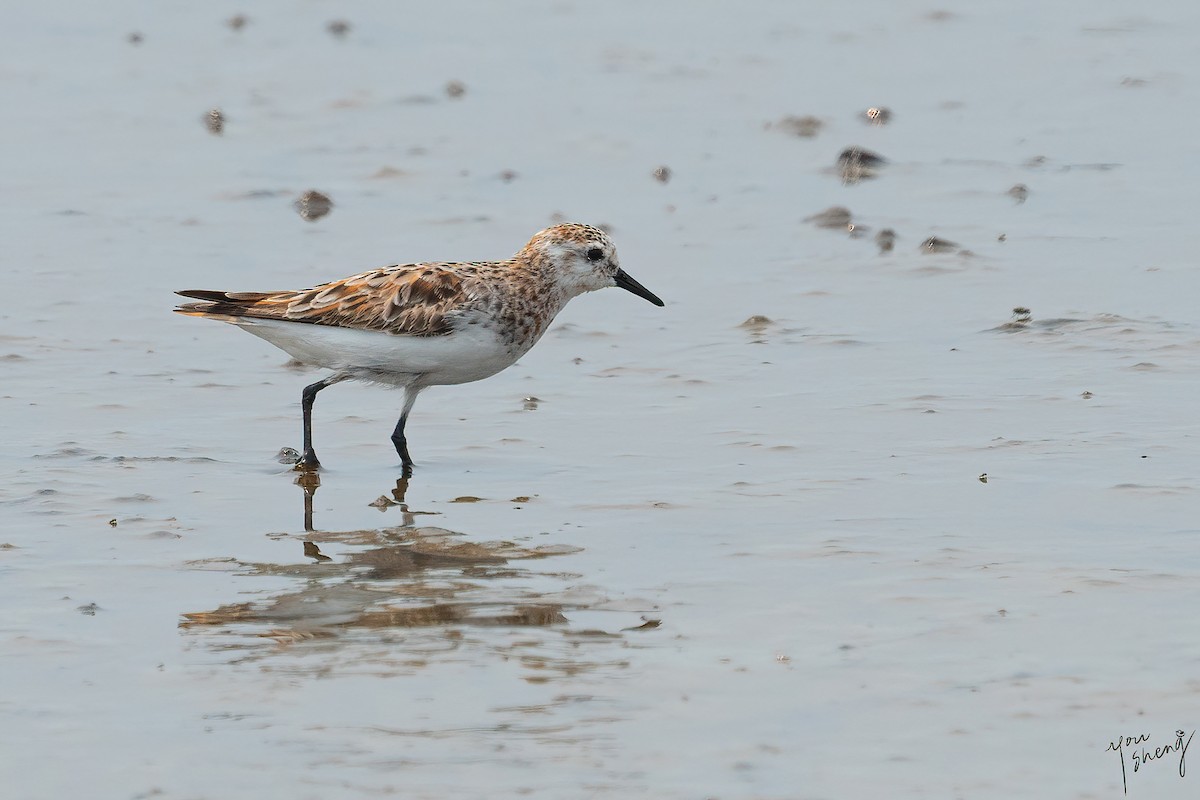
[175,263,475,337]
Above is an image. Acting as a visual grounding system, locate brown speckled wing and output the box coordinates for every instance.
[176,263,477,336]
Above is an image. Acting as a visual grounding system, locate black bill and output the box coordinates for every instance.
[614,269,664,307]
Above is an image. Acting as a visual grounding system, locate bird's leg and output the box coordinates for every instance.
[297,374,346,470]
[390,415,413,470]
[391,386,423,474]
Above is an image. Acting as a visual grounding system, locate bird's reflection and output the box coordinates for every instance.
[296,469,321,533]
[179,470,653,679]
[301,540,331,562]
[297,471,445,560]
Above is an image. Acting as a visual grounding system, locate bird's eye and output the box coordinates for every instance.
[586,247,604,262]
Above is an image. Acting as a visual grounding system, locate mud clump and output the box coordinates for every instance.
[920,236,959,254]
[995,307,1033,331]
[805,206,853,230]
[739,315,773,328]
[204,108,225,135]
[739,316,774,340]
[837,146,886,184]
[294,190,333,222]
[875,229,896,253]
[769,115,823,138]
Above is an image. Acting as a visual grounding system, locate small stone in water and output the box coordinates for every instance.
[920,236,959,254]
[772,115,823,138]
[837,146,886,184]
[294,190,333,222]
[204,108,225,135]
[875,229,896,253]
[862,107,892,125]
[805,206,853,230]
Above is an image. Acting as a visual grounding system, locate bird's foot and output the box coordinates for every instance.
[391,440,414,477]
[294,449,322,471]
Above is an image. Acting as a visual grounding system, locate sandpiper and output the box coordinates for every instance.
[175,223,663,470]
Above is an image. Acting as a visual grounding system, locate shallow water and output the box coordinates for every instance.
[5,2,1200,798]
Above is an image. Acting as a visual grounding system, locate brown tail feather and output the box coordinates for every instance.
[173,302,239,322]
[173,298,270,321]
[174,289,287,322]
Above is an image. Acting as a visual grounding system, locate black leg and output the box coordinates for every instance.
[390,386,422,473]
[298,375,344,469]
[390,414,413,470]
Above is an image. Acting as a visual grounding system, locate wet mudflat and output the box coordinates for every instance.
[4,2,1200,798]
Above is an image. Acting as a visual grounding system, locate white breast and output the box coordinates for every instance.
[231,318,518,387]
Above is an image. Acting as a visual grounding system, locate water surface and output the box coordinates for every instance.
[4,2,1200,798]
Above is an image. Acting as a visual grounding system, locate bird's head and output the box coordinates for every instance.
[519,223,664,306]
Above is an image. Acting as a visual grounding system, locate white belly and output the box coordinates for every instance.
[231,318,517,387]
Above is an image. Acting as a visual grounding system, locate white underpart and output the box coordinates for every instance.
[231,318,517,387]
